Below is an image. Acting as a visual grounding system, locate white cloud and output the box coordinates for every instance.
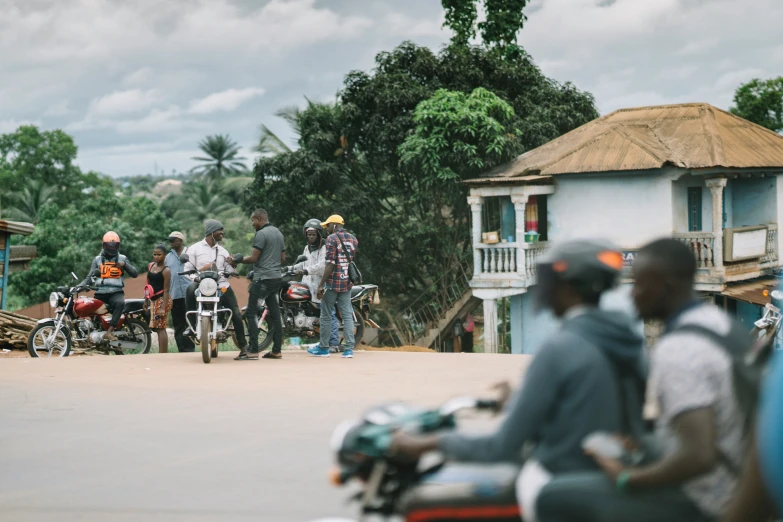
[678,37,719,56]
[88,89,162,117]
[188,88,266,115]
[43,101,73,117]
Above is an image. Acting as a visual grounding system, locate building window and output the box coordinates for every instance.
[688,187,702,231]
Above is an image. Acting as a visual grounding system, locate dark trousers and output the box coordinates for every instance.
[99,292,125,328]
[170,298,195,352]
[247,278,283,353]
[185,283,247,349]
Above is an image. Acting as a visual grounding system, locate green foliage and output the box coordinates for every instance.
[478,0,529,52]
[191,134,248,181]
[3,180,57,224]
[730,77,783,133]
[442,0,478,46]
[10,187,180,305]
[399,87,520,183]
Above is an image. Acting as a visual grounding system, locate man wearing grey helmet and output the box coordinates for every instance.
[183,219,247,355]
[391,239,646,522]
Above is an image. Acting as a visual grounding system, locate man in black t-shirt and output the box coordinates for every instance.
[232,208,286,360]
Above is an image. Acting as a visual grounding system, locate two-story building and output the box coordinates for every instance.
[465,102,783,354]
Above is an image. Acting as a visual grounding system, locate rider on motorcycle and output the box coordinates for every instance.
[292,218,339,350]
[391,239,646,521]
[80,231,138,341]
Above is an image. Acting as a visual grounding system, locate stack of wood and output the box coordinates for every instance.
[0,310,37,349]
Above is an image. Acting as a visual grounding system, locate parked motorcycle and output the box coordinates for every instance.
[178,253,241,364]
[317,396,520,522]
[750,288,783,360]
[242,255,379,351]
[27,272,151,357]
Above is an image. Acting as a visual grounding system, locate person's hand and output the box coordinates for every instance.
[317,286,325,300]
[116,261,125,268]
[390,431,431,461]
[143,299,149,313]
[227,257,238,268]
[490,380,513,413]
[585,448,625,482]
[294,270,304,277]
[199,264,212,272]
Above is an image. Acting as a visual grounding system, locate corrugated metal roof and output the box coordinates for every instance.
[721,278,778,306]
[472,103,783,184]
[0,220,34,236]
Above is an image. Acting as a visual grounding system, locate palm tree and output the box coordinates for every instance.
[191,135,248,181]
[6,180,57,223]
[174,180,238,227]
[254,105,302,156]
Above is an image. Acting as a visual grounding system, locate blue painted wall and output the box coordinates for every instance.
[500,197,515,242]
[733,178,777,228]
[735,300,762,329]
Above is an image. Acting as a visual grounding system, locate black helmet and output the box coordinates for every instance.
[303,218,323,238]
[535,239,624,310]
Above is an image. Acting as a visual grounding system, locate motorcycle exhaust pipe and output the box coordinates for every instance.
[89,331,106,344]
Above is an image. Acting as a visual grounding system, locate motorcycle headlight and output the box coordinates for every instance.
[199,278,218,296]
[49,292,60,308]
[771,290,783,301]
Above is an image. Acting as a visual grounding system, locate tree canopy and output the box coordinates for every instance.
[730,76,783,133]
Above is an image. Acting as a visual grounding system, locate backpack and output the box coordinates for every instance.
[672,319,768,474]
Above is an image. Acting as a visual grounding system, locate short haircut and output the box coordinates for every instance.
[637,238,697,281]
[154,244,167,253]
[251,208,268,219]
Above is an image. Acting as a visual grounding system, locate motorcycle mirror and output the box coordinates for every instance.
[71,272,79,281]
[439,396,479,416]
[295,254,307,264]
[179,253,190,263]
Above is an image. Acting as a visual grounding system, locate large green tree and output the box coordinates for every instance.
[245,41,597,302]
[730,77,783,133]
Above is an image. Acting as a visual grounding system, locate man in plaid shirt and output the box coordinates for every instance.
[308,215,359,358]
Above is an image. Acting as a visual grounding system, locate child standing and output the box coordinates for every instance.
[145,245,171,353]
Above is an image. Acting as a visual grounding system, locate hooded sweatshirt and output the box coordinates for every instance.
[438,308,646,474]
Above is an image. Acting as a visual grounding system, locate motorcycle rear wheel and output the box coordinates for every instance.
[27,321,72,358]
[201,319,212,363]
[242,312,273,352]
[117,318,152,355]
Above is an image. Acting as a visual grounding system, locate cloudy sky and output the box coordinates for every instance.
[2,0,782,178]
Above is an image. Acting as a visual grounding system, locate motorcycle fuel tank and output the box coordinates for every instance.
[73,296,107,317]
[281,282,311,302]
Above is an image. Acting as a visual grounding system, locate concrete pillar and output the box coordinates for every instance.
[511,195,527,278]
[483,298,498,353]
[468,195,483,278]
[706,178,727,268]
[510,293,523,354]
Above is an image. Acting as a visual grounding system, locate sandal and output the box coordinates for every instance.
[262,351,282,360]
[234,351,258,361]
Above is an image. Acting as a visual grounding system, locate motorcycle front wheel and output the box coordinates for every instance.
[242,311,273,352]
[27,321,72,358]
[201,318,212,363]
[117,317,152,355]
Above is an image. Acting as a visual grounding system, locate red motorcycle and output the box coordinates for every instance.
[27,272,151,357]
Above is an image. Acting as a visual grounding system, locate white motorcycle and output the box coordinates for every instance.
[178,253,241,364]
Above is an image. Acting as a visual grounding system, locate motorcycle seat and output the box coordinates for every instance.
[123,299,146,313]
[402,463,521,521]
[350,284,377,299]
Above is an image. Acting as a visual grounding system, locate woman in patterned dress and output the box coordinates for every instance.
[145,245,171,353]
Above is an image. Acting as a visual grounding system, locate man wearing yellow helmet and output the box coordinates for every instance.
[81,231,138,340]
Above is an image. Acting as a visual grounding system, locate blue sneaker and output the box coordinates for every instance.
[341,349,354,359]
[307,345,330,357]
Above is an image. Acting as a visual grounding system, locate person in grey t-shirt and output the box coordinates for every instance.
[232,208,286,360]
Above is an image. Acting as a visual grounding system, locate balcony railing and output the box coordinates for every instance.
[472,241,549,287]
[476,243,518,274]
[674,224,779,283]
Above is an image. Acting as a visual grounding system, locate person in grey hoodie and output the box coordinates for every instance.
[391,239,646,522]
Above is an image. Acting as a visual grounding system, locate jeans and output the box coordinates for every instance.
[185,283,247,349]
[330,308,339,346]
[170,298,194,352]
[247,278,283,353]
[98,291,125,328]
[536,471,708,522]
[320,288,354,350]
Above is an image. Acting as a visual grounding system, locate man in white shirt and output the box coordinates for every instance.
[183,219,247,352]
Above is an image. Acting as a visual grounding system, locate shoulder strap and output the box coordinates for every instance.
[669,323,754,476]
[335,232,354,265]
[148,262,155,271]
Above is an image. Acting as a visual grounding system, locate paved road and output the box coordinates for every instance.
[0,351,529,522]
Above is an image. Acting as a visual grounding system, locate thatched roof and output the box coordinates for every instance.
[467,103,783,184]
